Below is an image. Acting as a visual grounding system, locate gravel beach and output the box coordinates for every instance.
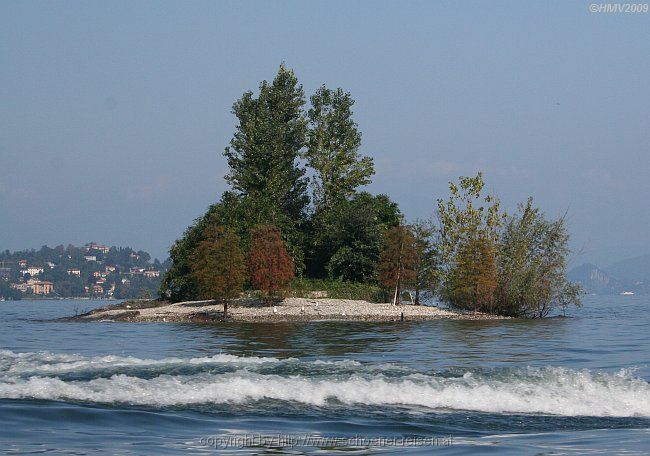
[64,297,510,323]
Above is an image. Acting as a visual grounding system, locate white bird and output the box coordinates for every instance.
[342,311,346,317]
[301,305,305,313]
[273,306,277,314]
[315,302,319,309]
[126,305,131,309]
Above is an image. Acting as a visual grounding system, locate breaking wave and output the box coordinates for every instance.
[1,350,648,417]
[0,349,285,375]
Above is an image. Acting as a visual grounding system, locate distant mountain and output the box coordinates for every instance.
[568,263,625,295]
[604,254,650,284]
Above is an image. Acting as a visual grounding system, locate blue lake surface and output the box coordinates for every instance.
[0,296,649,454]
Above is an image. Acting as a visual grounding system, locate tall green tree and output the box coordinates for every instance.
[224,64,309,221]
[306,85,374,209]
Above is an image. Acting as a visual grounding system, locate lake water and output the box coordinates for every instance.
[0,296,648,454]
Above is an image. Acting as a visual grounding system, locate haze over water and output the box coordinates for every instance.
[2,2,650,265]
[1,296,648,454]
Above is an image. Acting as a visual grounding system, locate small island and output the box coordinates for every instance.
[64,297,509,323]
[64,65,581,323]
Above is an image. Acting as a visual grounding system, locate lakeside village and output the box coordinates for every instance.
[0,242,167,300]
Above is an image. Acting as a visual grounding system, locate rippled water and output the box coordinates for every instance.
[1,296,649,454]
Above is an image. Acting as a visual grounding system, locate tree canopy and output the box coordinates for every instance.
[306,85,374,210]
[495,198,581,317]
[224,64,309,221]
[308,192,401,281]
[161,65,397,302]
[191,225,246,318]
[249,225,295,305]
[433,174,581,317]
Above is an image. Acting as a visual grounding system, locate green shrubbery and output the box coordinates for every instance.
[288,278,386,302]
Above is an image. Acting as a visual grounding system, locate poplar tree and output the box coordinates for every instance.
[306,85,374,210]
[224,64,309,222]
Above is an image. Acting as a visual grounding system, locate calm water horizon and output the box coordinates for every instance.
[0,296,648,454]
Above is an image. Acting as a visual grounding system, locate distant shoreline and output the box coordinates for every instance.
[60,298,510,323]
[2,297,121,301]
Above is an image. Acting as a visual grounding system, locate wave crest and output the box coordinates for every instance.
[0,351,648,417]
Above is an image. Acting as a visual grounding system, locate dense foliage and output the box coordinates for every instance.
[434,175,581,317]
[0,281,22,300]
[410,220,438,305]
[307,192,400,281]
[306,85,374,210]
[191,226,246,317]
[495,199,582,317]
[160,65,580,318]
[249,225,295,305]
[443,235,498,313]
[161,65,399,302]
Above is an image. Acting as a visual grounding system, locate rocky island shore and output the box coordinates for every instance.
[61,298,510,323]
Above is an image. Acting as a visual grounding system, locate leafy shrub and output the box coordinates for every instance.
[289,278,386,302]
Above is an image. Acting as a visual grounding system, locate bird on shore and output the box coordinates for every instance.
[301,305,305,313]
[273,306,277,314]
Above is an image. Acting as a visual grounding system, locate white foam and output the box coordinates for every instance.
[0,350,368,376]
[0,358,648,417]
[0,349,283,375]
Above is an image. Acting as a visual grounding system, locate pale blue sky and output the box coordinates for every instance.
[1,1,649,265]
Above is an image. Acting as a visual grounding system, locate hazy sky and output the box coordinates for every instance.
[1,1,649,265]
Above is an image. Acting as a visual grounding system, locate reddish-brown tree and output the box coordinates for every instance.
[191,225,246,319]
[378,225,417,305]
[444,235,498,313]
[249,225,295,306]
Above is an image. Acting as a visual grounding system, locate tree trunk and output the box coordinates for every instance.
[393,267,401,306]
[223,301,228,320]
[415,288,420,305]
